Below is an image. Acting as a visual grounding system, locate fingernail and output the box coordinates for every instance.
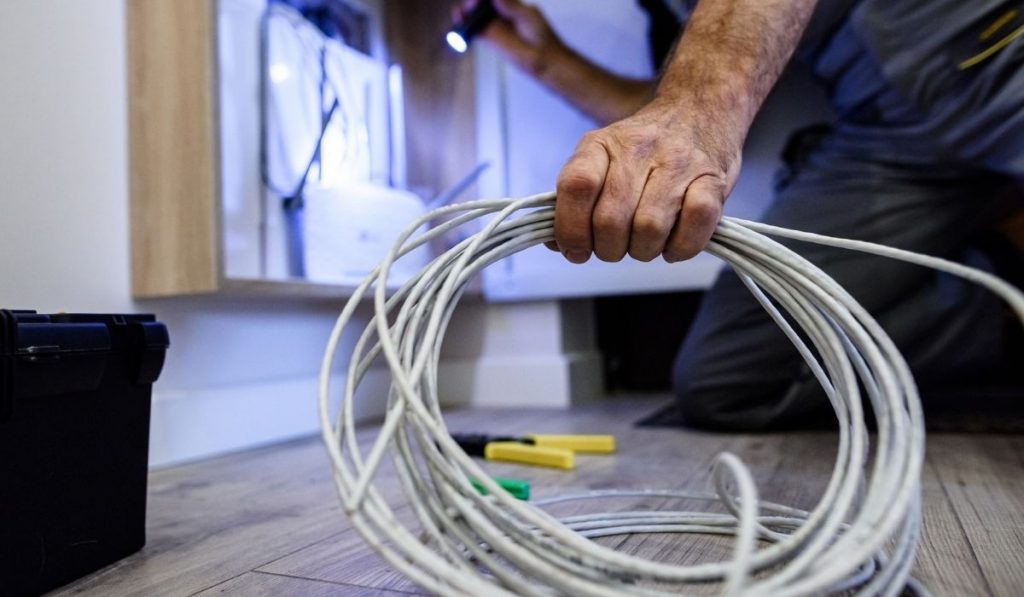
[564,250,588,264]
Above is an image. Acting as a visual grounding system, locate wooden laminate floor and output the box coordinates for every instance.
[51,398,1024,596]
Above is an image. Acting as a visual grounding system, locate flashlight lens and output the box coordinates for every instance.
[446,31,468,53]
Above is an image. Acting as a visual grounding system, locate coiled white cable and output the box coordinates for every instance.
[317,192,1024,596]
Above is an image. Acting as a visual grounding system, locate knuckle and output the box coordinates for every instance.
[578,130,603,146]
[632,212,667,237]
[592,207,628,235]
[557,171,601,198]
[687,196,722,227]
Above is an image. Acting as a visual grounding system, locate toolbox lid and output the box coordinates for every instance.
[1,310,169,421]
[1,310,109,357]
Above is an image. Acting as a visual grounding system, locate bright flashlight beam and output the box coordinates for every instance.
[446,31,468,53]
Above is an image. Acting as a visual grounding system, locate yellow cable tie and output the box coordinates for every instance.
[526,434,616,454]
[484,442,575,470]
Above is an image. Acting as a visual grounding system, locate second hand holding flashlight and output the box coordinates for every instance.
[447,0,497,53]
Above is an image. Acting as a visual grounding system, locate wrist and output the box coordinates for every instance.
[648,68,759,153]
[656,69,758,119]
[532,39,577,85]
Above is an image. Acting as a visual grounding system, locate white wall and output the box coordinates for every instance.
[0,0,594,468]
[0,0,390,467]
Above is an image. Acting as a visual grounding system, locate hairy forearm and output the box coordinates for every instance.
[536,46,655,126]
[551,0,816,266]
[655,0,817,150]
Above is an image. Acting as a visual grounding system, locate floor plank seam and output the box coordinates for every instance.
[251,569,428,595]
[186,568,254,597]
[249,529,349,573]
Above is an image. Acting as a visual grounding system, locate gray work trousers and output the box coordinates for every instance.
[672,127,1018,430]
[671,2,1024,430]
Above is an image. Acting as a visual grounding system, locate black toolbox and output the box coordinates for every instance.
[0,310,169,596]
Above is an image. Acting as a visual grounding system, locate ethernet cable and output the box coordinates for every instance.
[317,192,1024,596]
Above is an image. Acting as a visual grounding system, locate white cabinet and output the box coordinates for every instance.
[128,0,829,303]
[128,0,475,299]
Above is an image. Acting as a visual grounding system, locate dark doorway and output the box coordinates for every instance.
[595,291,703,392]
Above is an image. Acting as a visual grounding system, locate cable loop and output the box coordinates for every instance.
[318,192,1023,596]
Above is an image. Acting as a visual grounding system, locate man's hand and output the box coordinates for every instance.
[553,98,741,264]
[550,0,816,264]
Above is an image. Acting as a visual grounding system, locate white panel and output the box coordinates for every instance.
[218,0,266,279]
[219,0,398,281]
[302,183,428,285]
[476,1,833,300]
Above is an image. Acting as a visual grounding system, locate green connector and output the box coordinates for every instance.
[470,476,530,501]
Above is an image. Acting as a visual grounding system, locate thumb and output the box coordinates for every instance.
[492,0,532,21]
[452,0,484,26]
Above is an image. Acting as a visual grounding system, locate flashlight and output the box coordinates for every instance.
[447,0,497,53]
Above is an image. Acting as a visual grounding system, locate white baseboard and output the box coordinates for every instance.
[150,351,604,467]
[149,368,391,468]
